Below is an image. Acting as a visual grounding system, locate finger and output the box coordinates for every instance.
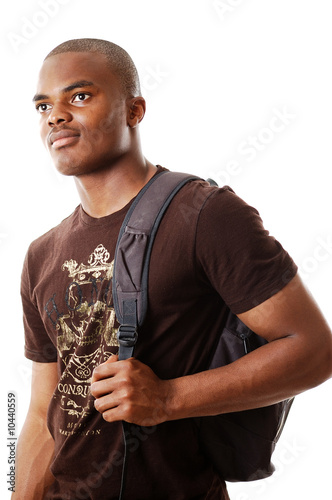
[105,354,118,363]
[94,392,119,415]
[91,354,119,384]
[99,405,125,423]
[91,376,116,398]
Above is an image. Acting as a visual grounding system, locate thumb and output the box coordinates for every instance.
[105,354,119,363]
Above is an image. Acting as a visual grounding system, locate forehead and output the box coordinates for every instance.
[36,51,120,95]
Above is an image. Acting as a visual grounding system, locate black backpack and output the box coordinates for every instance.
[112,170,294,496]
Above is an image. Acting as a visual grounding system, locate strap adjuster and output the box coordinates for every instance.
[117,324,138,348]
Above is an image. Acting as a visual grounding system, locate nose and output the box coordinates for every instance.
[48,102,72,127]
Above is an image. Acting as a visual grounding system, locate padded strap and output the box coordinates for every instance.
[113,170,200,360]
[113,170,205,500]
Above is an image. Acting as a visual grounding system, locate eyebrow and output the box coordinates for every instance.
[32,80,95,102]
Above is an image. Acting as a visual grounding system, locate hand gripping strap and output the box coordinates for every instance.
[113,170,200,360]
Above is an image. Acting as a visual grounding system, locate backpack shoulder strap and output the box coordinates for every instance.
[112,170,200,360]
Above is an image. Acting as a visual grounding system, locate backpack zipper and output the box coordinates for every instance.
[239,333,250,355]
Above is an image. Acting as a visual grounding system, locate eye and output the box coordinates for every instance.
[72,93,91,103]
[36,103,52,114]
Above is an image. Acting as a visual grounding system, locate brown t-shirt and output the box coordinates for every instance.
[21,168,297,500]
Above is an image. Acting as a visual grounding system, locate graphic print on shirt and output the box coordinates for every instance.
[48,244,119,434]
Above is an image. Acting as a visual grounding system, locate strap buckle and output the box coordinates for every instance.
[117,324,138,348]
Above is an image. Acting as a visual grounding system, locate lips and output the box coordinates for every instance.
[49,129,80,149]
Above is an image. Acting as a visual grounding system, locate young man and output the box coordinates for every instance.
[14,38,332,500]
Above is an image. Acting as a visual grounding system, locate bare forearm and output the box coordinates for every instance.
[91,275,332,427]
[165,333,331,421]
[12,414,55,500]
[165,277,332,422]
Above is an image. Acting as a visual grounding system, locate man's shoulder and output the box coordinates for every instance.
[27,206,80,255]
[167,173,244,225]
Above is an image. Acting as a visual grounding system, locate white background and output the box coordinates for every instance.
[1,0,331,498]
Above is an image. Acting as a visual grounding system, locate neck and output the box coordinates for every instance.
[74,155,157,218]
[75,149,156,218]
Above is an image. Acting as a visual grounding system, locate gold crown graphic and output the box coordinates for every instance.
[62,244,114,282]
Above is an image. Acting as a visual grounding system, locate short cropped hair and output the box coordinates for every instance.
[45,38,141,97]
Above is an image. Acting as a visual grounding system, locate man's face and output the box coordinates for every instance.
[34,51,131,177]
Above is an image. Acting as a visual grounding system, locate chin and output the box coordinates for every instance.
[52,153,86,175]
[54,160,100,178]
[54,164,78,177]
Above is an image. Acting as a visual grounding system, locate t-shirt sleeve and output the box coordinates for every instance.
[21,249,58,363]
[195,187,298,314]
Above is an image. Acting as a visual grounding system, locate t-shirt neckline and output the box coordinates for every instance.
[78,165,165,227]
[79,199,133,227]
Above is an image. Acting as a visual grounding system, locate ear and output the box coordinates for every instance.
[127,97,146,128]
